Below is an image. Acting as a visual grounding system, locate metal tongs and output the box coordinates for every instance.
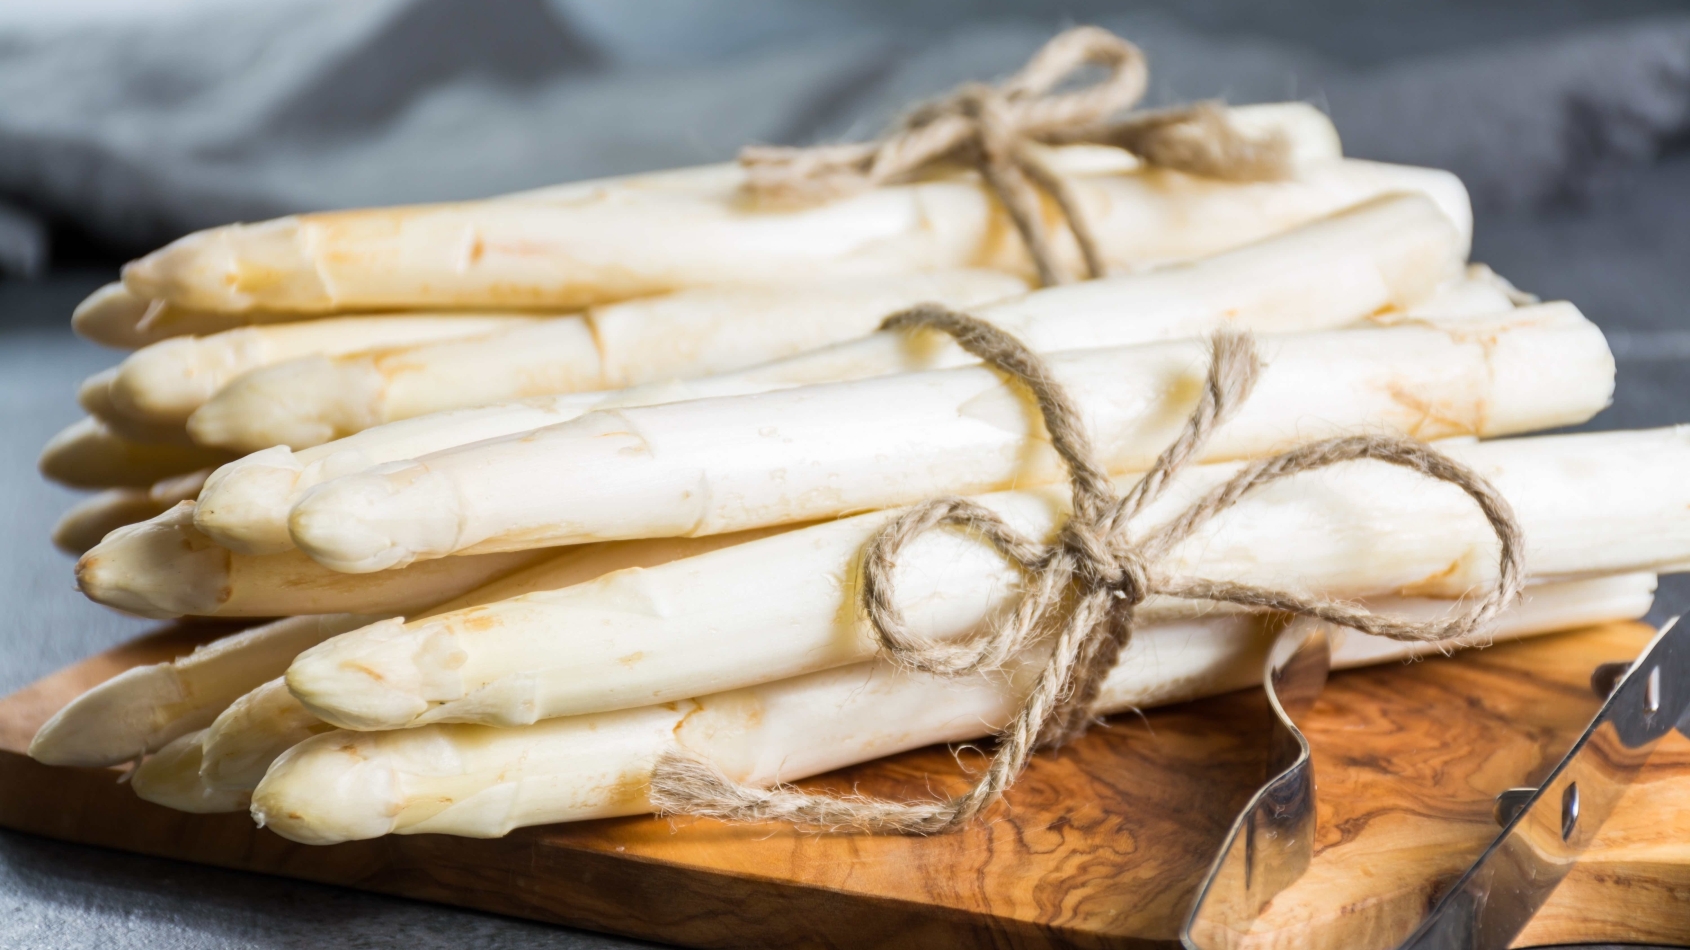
[1182,614,1689,950]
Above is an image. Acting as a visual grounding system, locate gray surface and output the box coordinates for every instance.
[2,1,1689,947]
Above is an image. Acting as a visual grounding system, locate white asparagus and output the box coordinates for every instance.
[192,526,798,792]
[53,491,162,556]
[200,679,336,793]
[72,283,329,349]
[288,304,1612,573]
[193,530,793,792]
[187,271,1027,452]
[51,469,210,555]
[39,417,234,489]
[130,729,251,814]
[285,426,1683,731]
[110,315,539,426]
[193,571,1656,810]
[38,525,792,771]
[28,615,373,768]
[253,572,1657,841]
[77,369,197,446]
[1388,266,1518,320]
[77,501,553,619]
[191,192,1471,555]
[121,108,1477,315]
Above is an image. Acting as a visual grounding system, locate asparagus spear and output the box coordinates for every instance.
[34,526,791,770]
[187,271,1027,452]
[288,305,1611,573]
[285,426,1684,731]
[252,572,1657,841]
[77,369,197,446]
[76,502,552,619]
[120,106,1476,315]
[198,679,332,793]
[28,615,373,768]
[180,572,1656,813]
[109,314,538,427]
[191,528,797,791]
[39,417,233,489]
[192,191,1471,555]
[72,283,344,350]
[130,729,251,814]
[51,469,210,555]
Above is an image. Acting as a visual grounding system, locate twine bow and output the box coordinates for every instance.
[740,26,1296,286]
[651,304,1526,834]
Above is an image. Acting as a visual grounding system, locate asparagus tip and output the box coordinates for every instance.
[75,505,231,618]
[194,446,306,556]
[131,730,251,814]
[250,730,402,844]
[289,463,461,574]
[285,619,437,731]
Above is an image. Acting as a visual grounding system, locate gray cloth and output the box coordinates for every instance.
[2,0,1690,256]
[1,1,1688,947]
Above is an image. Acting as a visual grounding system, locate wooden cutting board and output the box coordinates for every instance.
[0,621,1686,949]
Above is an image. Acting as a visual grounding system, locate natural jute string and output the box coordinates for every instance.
[740,26,1295,286]
[650,304,1526,834]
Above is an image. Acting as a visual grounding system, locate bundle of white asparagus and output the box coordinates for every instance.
[28,30,1688,847]
[44,99,1465,538]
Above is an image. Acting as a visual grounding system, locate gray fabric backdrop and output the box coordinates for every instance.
[1,1,1687,946]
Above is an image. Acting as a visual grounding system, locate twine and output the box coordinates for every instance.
[739,26,1295,286]
[650,303,1525,834]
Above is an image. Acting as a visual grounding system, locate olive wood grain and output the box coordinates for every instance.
[0,621,1683,949]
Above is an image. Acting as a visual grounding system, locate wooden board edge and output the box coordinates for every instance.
[0,747,1163,950]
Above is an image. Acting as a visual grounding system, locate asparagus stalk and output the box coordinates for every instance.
[1380,266,1517,321]
[182,572,1657,812]
[130,729,251,814]
[51,469,210,555]
[108,315,539,427]
[191,529,795,791]
[39,417,233,489]
[198,678,333,793]
[27,615,373,768]
[289,305,1611,573]
[77,369,197,446]
[192,191,1470,555]
[72,283,337,350]
[285,426,1684,731]
[35,525,791,770]
[120,107,1476,315]
[252,572,1657,841]
[187,271,1027,452]
[76,502,552,619]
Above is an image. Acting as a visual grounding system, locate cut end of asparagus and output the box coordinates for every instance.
[188,356,384,453]
[28,663,190,767]
[77,502,232,618]
[195,447,306,555]
[285,619,439,729]
[1225,102,1343,166]
[250,730,403,844]
[131,730,251,814]
[122,217,329,314]
[289,463,462,573]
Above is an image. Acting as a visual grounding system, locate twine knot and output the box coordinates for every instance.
[739,26,1295,286]
[651,305,1526,835]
